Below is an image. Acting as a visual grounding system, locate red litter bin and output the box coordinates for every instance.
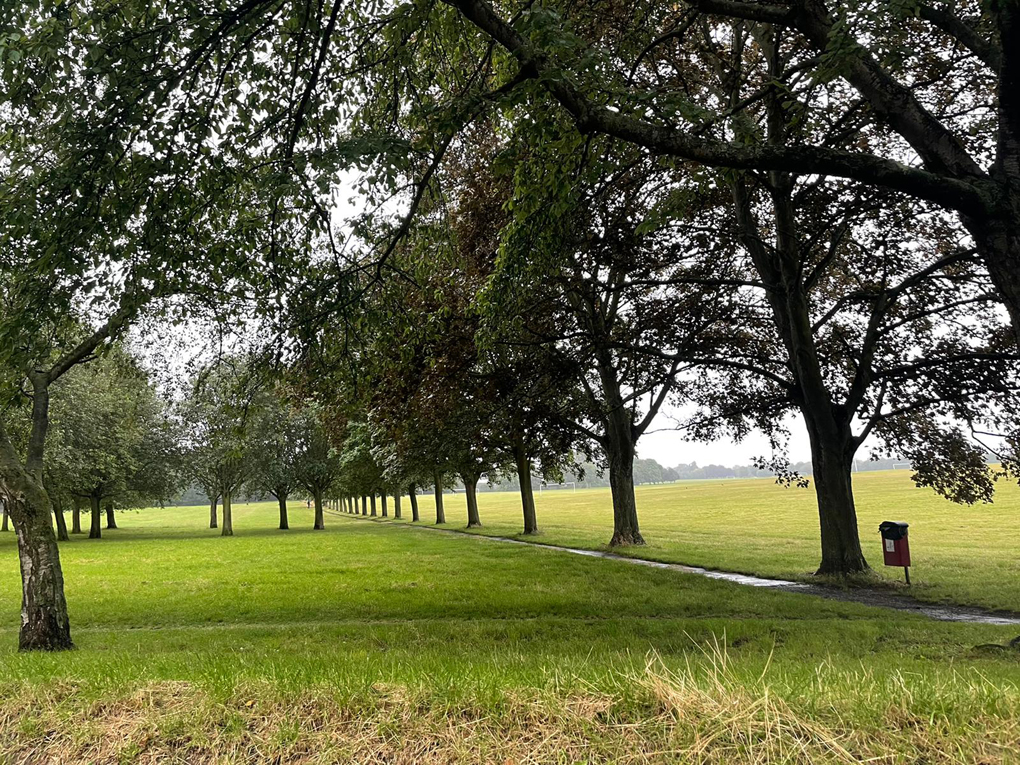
[879,521,911,584]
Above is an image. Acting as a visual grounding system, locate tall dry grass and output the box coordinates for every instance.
[2,639,1019,764]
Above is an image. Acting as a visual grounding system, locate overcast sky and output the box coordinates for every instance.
[634,404,813,468]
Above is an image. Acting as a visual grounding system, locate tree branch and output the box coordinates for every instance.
[917,3,1002,71]
[443,0,992,215]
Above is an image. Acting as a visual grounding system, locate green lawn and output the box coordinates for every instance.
[0,488,1019,762]
[392,469,1020,613]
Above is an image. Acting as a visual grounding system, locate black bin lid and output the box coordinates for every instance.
[879,520,909,540]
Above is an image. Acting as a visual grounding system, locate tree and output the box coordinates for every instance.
[485,140,733,545]
[293,403,341,530]
[247,386,304,530]
[45,348,180,540]
[668,23,1020,575]
[0,0,350,649]
[0,305,137,650]
[182,361,254,538]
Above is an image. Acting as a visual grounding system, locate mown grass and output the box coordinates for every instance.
[1,495,1020,762]
[385,469,1020,613]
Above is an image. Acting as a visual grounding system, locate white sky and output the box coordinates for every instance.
[636,403,812,467]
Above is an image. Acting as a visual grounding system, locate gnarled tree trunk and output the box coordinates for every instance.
[14,498,73,650]
[594,347,645,547]
[221,489,234,537]
[732,173,868,576]
[968,216,1020,347]
[105,500,117,530]
[433,472,446,524]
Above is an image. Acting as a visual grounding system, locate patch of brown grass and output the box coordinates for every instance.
[2,642,1020,764]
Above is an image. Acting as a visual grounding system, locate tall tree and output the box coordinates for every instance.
[247,386,304,530]
[487,142,733,545]
[182,361,255,538]
[293,403,341,531]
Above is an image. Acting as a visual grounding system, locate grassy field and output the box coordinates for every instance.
[0,476,1019,762]
[391,469,1020,613]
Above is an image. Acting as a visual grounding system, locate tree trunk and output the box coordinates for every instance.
[381,493,388,517]
[8,491,74,650]
[88,495,102,539]
[967,215,1020,347]
[370,494,377,517]
[433,472,446,524]
[409,484,420,522]
[394,492,402,519]
[513,442,538,535]
[71,497,81,534]
[221,489,234,536]
[209,495,218,529]
[52,498,69,542]
[361,495,368,516]
[957,7,1020,345]
[278,493,289,530]
[0,384,72,650]
[604,407,643,547]
[105,500,117,530]
[313,489,324,530]
[2,501,8,531]
[803,409,869,576]
[462,473,482,528]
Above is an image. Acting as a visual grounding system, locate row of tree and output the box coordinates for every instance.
[3,0,1020,655]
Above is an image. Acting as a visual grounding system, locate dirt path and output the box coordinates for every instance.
[329,510,1020,626]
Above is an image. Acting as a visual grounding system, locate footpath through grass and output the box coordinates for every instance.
[0,497,1019,762]
[388,469,1020,614]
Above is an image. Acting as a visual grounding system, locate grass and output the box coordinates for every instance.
[0,481,1019,761]
[389,469,1020,613]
